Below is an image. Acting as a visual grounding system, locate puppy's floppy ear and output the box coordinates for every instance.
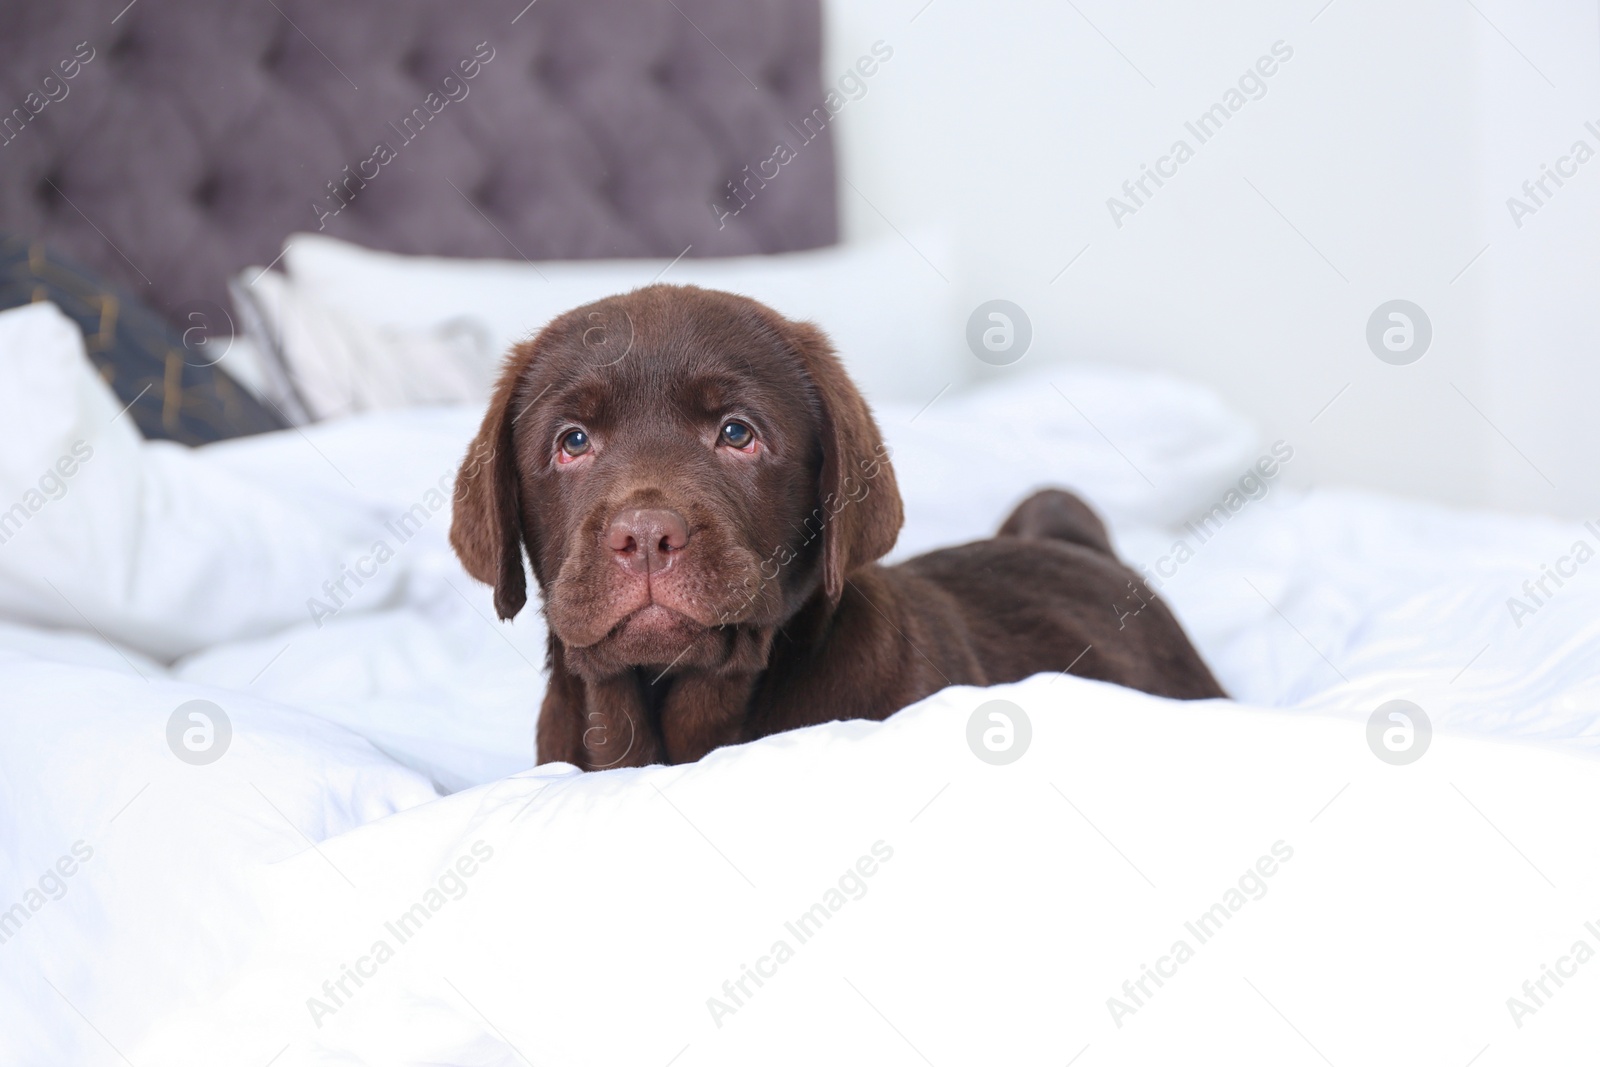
[450,340,539,620]
[781,318,903,602]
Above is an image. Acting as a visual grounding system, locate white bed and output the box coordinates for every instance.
[3,294,1598,1065]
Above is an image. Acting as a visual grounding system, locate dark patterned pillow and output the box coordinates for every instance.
[0,234,287,445]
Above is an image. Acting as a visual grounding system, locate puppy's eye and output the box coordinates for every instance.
[558,429,590,458]
[719,420,756,451]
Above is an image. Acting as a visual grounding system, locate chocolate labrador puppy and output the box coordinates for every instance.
[451,285,1224,769]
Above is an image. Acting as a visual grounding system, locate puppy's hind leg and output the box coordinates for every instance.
[997,488,1115,556]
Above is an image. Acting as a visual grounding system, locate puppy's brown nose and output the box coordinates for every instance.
[606,508,688,576]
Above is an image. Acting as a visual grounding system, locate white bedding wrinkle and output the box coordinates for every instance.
[0,302,421,661]
[4,297,1600,1062]
[0,438,93,545]
[61,678,1600,1066]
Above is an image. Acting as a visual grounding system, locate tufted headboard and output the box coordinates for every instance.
[0,0,837,321]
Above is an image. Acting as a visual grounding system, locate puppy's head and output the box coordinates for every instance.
[450,285,902,678]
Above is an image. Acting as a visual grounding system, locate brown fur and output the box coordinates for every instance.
[451,285,1225,770]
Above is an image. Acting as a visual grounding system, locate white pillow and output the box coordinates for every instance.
[233,270,497,422]
[280,232,960,406]
[877,362,1265,556]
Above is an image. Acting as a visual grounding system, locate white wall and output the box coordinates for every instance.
[821,0,1600,517]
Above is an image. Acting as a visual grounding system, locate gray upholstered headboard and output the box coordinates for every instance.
[0,0,837,319]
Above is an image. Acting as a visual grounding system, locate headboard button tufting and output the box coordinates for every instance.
[402,50,432,83]
[195,175,220,207]
[107,34,138,63]
[0,0,838,318]
[35,175,63,208]
[531,54,566,94]
[260,37,287,71]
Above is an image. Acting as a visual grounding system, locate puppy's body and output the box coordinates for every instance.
[451,285,1224,770]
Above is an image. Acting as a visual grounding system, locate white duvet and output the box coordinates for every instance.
[2,301,1598,1064]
